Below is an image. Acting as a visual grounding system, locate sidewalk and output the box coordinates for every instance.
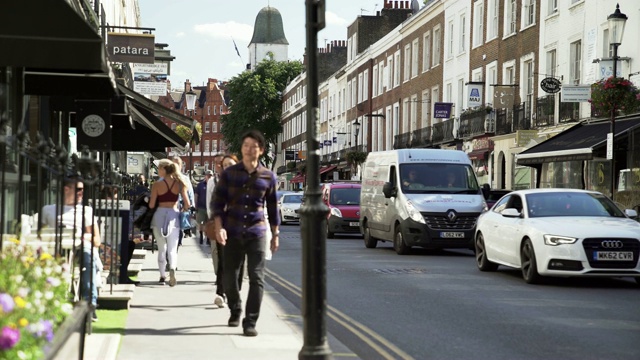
[109,235,303,359]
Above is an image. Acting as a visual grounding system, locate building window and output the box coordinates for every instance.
[363,69,369,101]
[546,49,556,77]
[431,86,439,123]
[570,40,582,84]
[523,0,535,27]
[433,26,441,65]
[205,122,210,133]
[458,78,464,115]
[171,123,176,130]
[358,73,364,103]
[394,51,401,87]
[421,90,430,127]
[373,65,379,97]
[220,105,223,114]
[204,140,210,153]
[473,1,484,47]
[212,140,218,152]
[213,106,217,115]
[524,59,534,115]
[378,61,384,94]
[423,32,431,72]
[207,106,211,115]
[212,122,218,133]
[459,14,466,54]
[488,0,499,40]
[447,20,454,59]
[410,94,418,132]
[411,39,419,78]
[402,97,409,134]
[505,0,517,36]
[547,0,557,16]
[404,45,411,82]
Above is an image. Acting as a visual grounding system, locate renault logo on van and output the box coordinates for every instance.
[447,210,457,222]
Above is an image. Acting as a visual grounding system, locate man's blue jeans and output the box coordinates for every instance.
[81,250,98,307]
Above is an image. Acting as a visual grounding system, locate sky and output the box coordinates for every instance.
[138,0,386,90]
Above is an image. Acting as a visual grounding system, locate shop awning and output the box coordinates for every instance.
[290,174,305,183]
[319,165,338,175]
[24,68,118,98]
[516,117,640,165]
[117,83,197,130]
[117,103,188,152]
[467,150,488,160]
[0,1,107,73]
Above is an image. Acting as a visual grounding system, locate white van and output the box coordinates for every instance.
[360,149,487,254]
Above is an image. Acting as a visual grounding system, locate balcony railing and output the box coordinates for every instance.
[412,126,432,148]
[431,120,455,145]
[458,110,493,139]
[393,132,412,149]
[495,102,531,135]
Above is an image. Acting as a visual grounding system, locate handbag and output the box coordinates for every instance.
[179,211,191,230]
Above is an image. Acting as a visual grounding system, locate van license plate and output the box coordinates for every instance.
[441,232,465,238]
[349,222,359,227]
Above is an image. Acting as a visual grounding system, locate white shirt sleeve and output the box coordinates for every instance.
[206,177,215,219]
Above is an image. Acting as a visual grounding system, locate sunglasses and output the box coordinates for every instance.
[76,187,84,193]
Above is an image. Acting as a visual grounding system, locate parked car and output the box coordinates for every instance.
[485,189,512,209]
[474,188,640,285]
[279,192,303,224]
[322,182,361,238]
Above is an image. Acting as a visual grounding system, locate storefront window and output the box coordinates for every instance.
[540,161,583,189]
[513,165,532,190]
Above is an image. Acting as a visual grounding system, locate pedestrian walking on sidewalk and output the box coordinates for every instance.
[212,129,280,337]
[149,159,191,287]
[195,170,213,245]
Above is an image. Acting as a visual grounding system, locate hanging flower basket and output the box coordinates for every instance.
[589,77,640,117]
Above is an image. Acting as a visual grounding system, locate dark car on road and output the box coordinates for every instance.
[485,189,512,209]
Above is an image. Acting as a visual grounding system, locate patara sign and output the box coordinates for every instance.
[107,33,155,64]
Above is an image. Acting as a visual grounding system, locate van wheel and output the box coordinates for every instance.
[363,222,377,248]
[326,223,335,239]
[393,226,411,255]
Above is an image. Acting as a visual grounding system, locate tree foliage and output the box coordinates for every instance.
[175,122,202,144]
[220,59,304,167]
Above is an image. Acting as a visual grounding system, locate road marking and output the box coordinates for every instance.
[265,268,415,360]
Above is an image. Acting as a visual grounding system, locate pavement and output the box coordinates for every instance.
[83,235,308,360]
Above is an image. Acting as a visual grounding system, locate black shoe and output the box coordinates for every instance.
[159,277,166,285]
[124,278,140,286]
[243,327,258,337]
[228,314,241,327]
[92,310,98,322]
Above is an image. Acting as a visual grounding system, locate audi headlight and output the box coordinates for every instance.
[406,201,425,224]
[543,234,578,246]
[330,207,343,217]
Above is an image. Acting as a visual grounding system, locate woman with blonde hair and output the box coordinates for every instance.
[149,159,191,286]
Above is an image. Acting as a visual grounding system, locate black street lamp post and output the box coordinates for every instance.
[185,89,198,178]
[353,120,361,151]
[607,3,627,200]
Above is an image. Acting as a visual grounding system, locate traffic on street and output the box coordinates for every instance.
[267,222,640,360]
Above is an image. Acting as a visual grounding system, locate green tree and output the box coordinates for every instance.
[221,59,304,168]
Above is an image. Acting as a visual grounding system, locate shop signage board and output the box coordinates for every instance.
[132,63,168,96]
[540,77,561,93]
[561,85,591,102]
[107,33,155,63]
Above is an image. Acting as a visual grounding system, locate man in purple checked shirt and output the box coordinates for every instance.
[212,129,280,337]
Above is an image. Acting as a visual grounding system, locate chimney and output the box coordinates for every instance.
[406,1,409,8]
[400,1,404,8]
[384,0,389,8]
[185,79,192,92]
[395,1,399,8]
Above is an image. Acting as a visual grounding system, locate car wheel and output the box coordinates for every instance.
[521,238,543,284]
[327,223,335,239]
[475,232,498,272]
[393,226,411,255]
[363,221,377,249]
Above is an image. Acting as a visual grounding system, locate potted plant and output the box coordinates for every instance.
[0,241,73,359]
[589,76,640,117]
